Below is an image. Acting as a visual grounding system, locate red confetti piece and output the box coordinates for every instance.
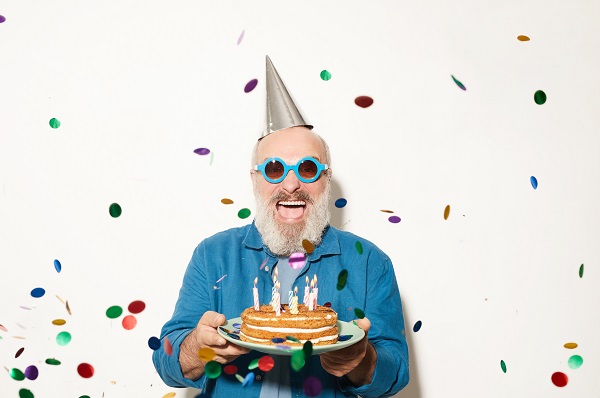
[164,336,173,356]
[128,300,146,314]
[223,364,238,375]
[77,363,94,378]
[551,372,568,387]
[122,315,137,330]
[0,324,7,332]
[15,347,25,358]
[258,355,275,372]
[355,96,374,108]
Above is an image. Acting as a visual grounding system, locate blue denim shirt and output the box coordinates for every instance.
[152,222,409,397]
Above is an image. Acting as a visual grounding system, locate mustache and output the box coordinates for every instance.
[270,191,314,205]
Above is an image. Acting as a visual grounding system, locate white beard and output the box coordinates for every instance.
[253,181,331,256]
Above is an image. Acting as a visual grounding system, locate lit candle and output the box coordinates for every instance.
[253,277,260,311]
[313,275,318,308]
[274,281,281,316]
[308,278,315,311]
[290,286,299,314]
[303,275,310,307]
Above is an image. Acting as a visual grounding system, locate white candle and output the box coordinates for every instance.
[253,277,260,311]
[313,275,318,308]
[308,279,315,311]
[290,286,299,314]
[303,275,310,306]
[274,281,281,316]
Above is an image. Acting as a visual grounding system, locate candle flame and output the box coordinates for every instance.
[310,279,315,288]
[294,286,298,294]
[276,281,280,289]
[306,275,309,284]
[314,275,318,284]
[254,277,257,285]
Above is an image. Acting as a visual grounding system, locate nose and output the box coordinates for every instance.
[280,169,301,194]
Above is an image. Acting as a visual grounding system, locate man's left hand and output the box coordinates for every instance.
[319,317,377,386]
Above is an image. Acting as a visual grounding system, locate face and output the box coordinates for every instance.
[251,127,331,256]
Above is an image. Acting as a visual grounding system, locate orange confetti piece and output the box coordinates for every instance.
[564,342,578,349]
[517,35,530,41]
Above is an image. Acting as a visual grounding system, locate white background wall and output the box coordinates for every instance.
[1,1,599,397]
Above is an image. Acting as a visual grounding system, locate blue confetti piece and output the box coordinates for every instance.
[30,288,45,298]
[271,337,286,344]
[243,372,255,387]
[530,176,538,189]
[148,336,161,350]
[413,320,422,333]
[338,335,352,341]
[233,323,241,329]
[54,259,62,273]
[227,333,240,340]
[334,198,347,208]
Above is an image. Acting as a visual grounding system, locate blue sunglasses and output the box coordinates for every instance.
[254,157,329,184]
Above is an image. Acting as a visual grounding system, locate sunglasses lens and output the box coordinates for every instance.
[298,159,319,180]
[264,160,285,180]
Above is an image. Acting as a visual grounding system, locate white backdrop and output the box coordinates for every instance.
[1,1,599,397]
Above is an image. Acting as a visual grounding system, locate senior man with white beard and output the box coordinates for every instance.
[153,58,409,398]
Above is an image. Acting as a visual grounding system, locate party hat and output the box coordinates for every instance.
[261,55,312,139]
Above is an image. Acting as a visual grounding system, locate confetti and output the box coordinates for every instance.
[451,75,466,91]
[338,335,352,342]
[65,301,71,315]
[148,336,161,350]
[204,361,222,379]
[31,287,45,298]
[388,216,401,223]
[45,358,61,365]
[215,275,227,283]
[162,393,176,398]
[564,342,578,349]
[164,336,173,355]
[49,118,61,128]
[286,336,300,343]
[579,264,584,278]
[194,148,210,155]
[0,324,7,332]
[354,308,365,319]
[238,208,251,219]
[243,372,255,387]
[337,270,348,291]
[224,364,238,375]
[258,355,275,372]
[54,259,62,273]
[24,366,38,380]
[302,239,315,254]
[355,96,374,108]
[237,29,245,45]
[444,205,450,220]
[9,368,25,381]
[334,198,347,208]
[248,359,259,370]
[15,347,25,358]
[568,355,583,369]
[221,198,234,205]
[289,252,306,269]
[517,35,530,41]
[235,374,244,383]
[198,347,215,361]
[500,360,507,373]
[291,350,306,371]
[413,320,422,333]
[355,241,363,254]
[320,70,332,81]
[534,90,547,105]
[128,300,146,314]
[122,315,137,330]
[380,209,394,213]
[56,331,71,346]
[0,16,5,23]
[303,376,323,397]
[233,323,241,329]
[77,363,94,378]
[551,372,568,387]
[106,306,123,319]
[302,341,313,357]
[530,176,538,189]
[109,203,122,218]
[19,390,34,398]
[260,257,268,270]
[244,79,258,93]
[271,337,286,344]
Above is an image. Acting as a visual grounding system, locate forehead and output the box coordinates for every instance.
[257,127,325,162]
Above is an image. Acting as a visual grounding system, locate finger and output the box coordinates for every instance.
[354,317,371,333]
[198,311,226,328]
[195,323,227,346]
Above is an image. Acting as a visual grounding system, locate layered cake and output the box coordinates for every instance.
[240,304,338,346]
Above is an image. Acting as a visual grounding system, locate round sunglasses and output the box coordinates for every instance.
[254,157,329,184]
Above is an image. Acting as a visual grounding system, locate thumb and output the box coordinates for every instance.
[354,317,371,333]
[199,311,226,328]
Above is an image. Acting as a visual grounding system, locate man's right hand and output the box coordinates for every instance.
[180,311,250,380]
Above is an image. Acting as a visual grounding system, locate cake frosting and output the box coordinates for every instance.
[240,304,338,346]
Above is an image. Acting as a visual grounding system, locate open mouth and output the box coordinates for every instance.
[276,200,306,220]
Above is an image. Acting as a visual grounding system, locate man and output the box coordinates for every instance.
[152,57,409,397]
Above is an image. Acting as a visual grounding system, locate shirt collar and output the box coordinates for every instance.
[243,221,341,260]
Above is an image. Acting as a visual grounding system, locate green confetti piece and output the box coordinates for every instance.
[286,336,300,343]
[320,70,332,81]
[56,331,72,346]
[204,361,222,379]
[235,373,244,383]
[45,358,61,365]
[337,269,348,290]
[534,90,546,105]
[248,358,259,370]
[579,263,584,278]
[109,203,122,218]
[79,396,91,398]
[105,305,123,319]
[238,208,251,219]
[19,389,34,398]
[500,360,507,373]
[49,118,61,129]
[9,368,25,381]
[451,75,466,90]
[568,355,583,369]
[355,241,363,254]
[302,340,313,357]
[291,350,305,372]
[354,308,365,319]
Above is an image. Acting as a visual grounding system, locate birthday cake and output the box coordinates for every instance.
[239,304,339,346]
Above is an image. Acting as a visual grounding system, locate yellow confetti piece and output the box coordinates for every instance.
[517,35,530,41]
[55,295,65,304]
[162,393,176,398]
[564,342,578,349]
[13,336,26,340]
[302,240,315,254]
[221,198,234,205]
[66,301,72,315]
[444,205,450,220]
[380,209,394,213]
[198,347,216,361]
[52,319,66,326]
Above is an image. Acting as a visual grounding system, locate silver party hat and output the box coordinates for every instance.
[261,55,312,138]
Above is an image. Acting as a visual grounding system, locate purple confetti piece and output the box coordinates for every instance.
[388,215,401,223]
[237,29,245,45]
[194,148,210,156]
[244,79,258,93]
[215,274,227,283]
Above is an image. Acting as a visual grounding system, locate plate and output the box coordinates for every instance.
[217,317,365,356]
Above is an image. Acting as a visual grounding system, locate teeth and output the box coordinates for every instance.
[279,201,306,206]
